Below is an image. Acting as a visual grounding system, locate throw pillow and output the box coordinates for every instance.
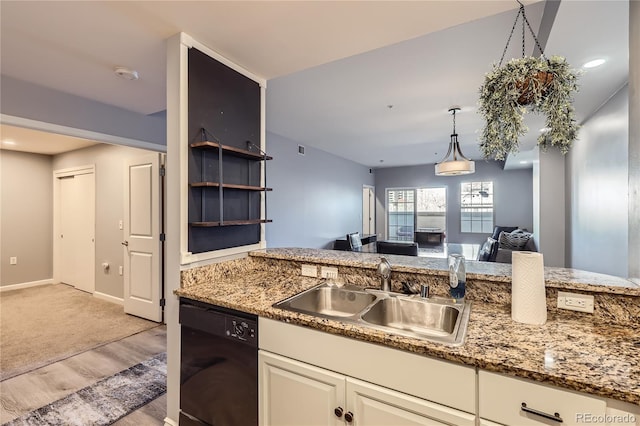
[477,237,498,261]
[498,230,531,250]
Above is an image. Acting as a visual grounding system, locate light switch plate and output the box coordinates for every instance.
[301,264,317,277]
[557,291,594,313]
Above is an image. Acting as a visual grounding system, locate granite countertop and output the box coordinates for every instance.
[176,256,640,406]
[251,248,640,294]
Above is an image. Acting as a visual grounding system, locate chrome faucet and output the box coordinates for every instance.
[376,257,392,292]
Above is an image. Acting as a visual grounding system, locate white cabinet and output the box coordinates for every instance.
[259,351,345,426]
[347,377,475,426]
[259,351,475,426]
[479,370,607,426]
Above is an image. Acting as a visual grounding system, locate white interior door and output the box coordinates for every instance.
[58,172,95,293]
[59,176,76,286]
[124,153,162,322]
[362,186,375,235]
[74,173,95,293]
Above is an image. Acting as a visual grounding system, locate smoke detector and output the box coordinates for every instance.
[114,66,139,81]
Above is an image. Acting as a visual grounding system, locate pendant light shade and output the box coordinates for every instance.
[435,108,475,176]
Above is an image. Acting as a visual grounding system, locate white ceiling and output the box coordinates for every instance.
[0,125,99,155]
[0,1,629,166]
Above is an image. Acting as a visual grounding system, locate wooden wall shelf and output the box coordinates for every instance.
[190,141,273,161]
[190,182,272,191]
[191,219,273,227]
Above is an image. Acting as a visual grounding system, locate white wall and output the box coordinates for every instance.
[0,150,53,286]
[567,86,629,276]
[266,132,375,249]
[52,143,155,298]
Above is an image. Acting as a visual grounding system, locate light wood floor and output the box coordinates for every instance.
[0,325,167,425]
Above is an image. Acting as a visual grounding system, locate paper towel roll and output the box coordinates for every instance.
[511,251,547,325]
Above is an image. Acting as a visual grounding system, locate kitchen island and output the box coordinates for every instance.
[176,248,640,420]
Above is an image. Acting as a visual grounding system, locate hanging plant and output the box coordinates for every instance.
[477,4,580,161]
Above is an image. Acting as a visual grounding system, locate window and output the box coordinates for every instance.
[387,188,447,241]
[416,188,447,231]
[387,189,414,241]
[460,181,494,233]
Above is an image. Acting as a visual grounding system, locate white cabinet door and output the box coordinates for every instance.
[347,377,475,426]
[259,351,345,426]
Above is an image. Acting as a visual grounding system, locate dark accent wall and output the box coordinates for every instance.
[188,48,262,253]
[374,161,533,245]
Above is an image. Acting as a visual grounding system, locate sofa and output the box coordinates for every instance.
[376,240,419,256]
[477,226,537,263]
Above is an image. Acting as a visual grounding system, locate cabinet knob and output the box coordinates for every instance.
[334,407,343,418]
[344,411,354,423]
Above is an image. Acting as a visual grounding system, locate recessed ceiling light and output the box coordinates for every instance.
[2,139,16,145]
[114,66,139,80]
[519,160,528,164]
[583,58,606,69]
[539,127,551,133]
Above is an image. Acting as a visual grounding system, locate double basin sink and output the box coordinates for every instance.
[273,283,471,346]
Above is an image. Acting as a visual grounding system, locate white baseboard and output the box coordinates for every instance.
[0,278,53,292]
[163,417,178,426]
[93,291,124,305]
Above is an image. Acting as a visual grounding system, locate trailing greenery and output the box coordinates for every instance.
[478,55,580,160]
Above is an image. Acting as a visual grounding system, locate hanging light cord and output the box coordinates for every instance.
[452,109,457,135]
[498,1,548,67]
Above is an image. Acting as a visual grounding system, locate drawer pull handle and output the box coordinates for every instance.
[521,402,563,423]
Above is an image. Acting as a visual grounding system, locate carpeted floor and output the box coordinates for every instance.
[0,284,159,381]
[3,352,166,426]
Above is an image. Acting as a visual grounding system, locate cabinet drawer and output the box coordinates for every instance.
[479,371,606,426]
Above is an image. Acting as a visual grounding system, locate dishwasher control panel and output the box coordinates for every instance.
[225,315,258,346]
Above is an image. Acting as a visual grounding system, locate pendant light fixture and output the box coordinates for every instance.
[435,107,475,176]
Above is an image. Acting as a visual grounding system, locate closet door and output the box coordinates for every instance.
[58,172,95,293]
[59,176,77,286]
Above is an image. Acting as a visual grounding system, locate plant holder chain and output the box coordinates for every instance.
[498,1,549,67]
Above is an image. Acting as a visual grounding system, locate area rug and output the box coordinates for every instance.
[0,284,159,381]
[3,352,166,426]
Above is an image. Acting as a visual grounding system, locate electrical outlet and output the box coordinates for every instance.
[118,220,123,230]
[301,264,317,277]
[119,266,124,276]
[320,266,338,279]
[9,257,17,265]
[557,291,594,313]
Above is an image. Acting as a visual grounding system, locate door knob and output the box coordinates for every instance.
[121,241,129,246]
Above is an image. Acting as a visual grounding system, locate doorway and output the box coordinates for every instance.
[54,165,95,293]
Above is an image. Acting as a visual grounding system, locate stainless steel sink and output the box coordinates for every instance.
[361,297,463,338]
[274,285,377,318]
[273,283,471,346]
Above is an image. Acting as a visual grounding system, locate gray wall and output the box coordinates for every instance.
[534,149,566,267]
[52,143,154,298]
[374,161,534,245]
[1,150,53,286]
[0,75,166,147]
[266,132,375,249]
[567,86,629,277]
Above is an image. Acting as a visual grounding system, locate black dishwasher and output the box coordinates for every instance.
[179,298,258,426]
